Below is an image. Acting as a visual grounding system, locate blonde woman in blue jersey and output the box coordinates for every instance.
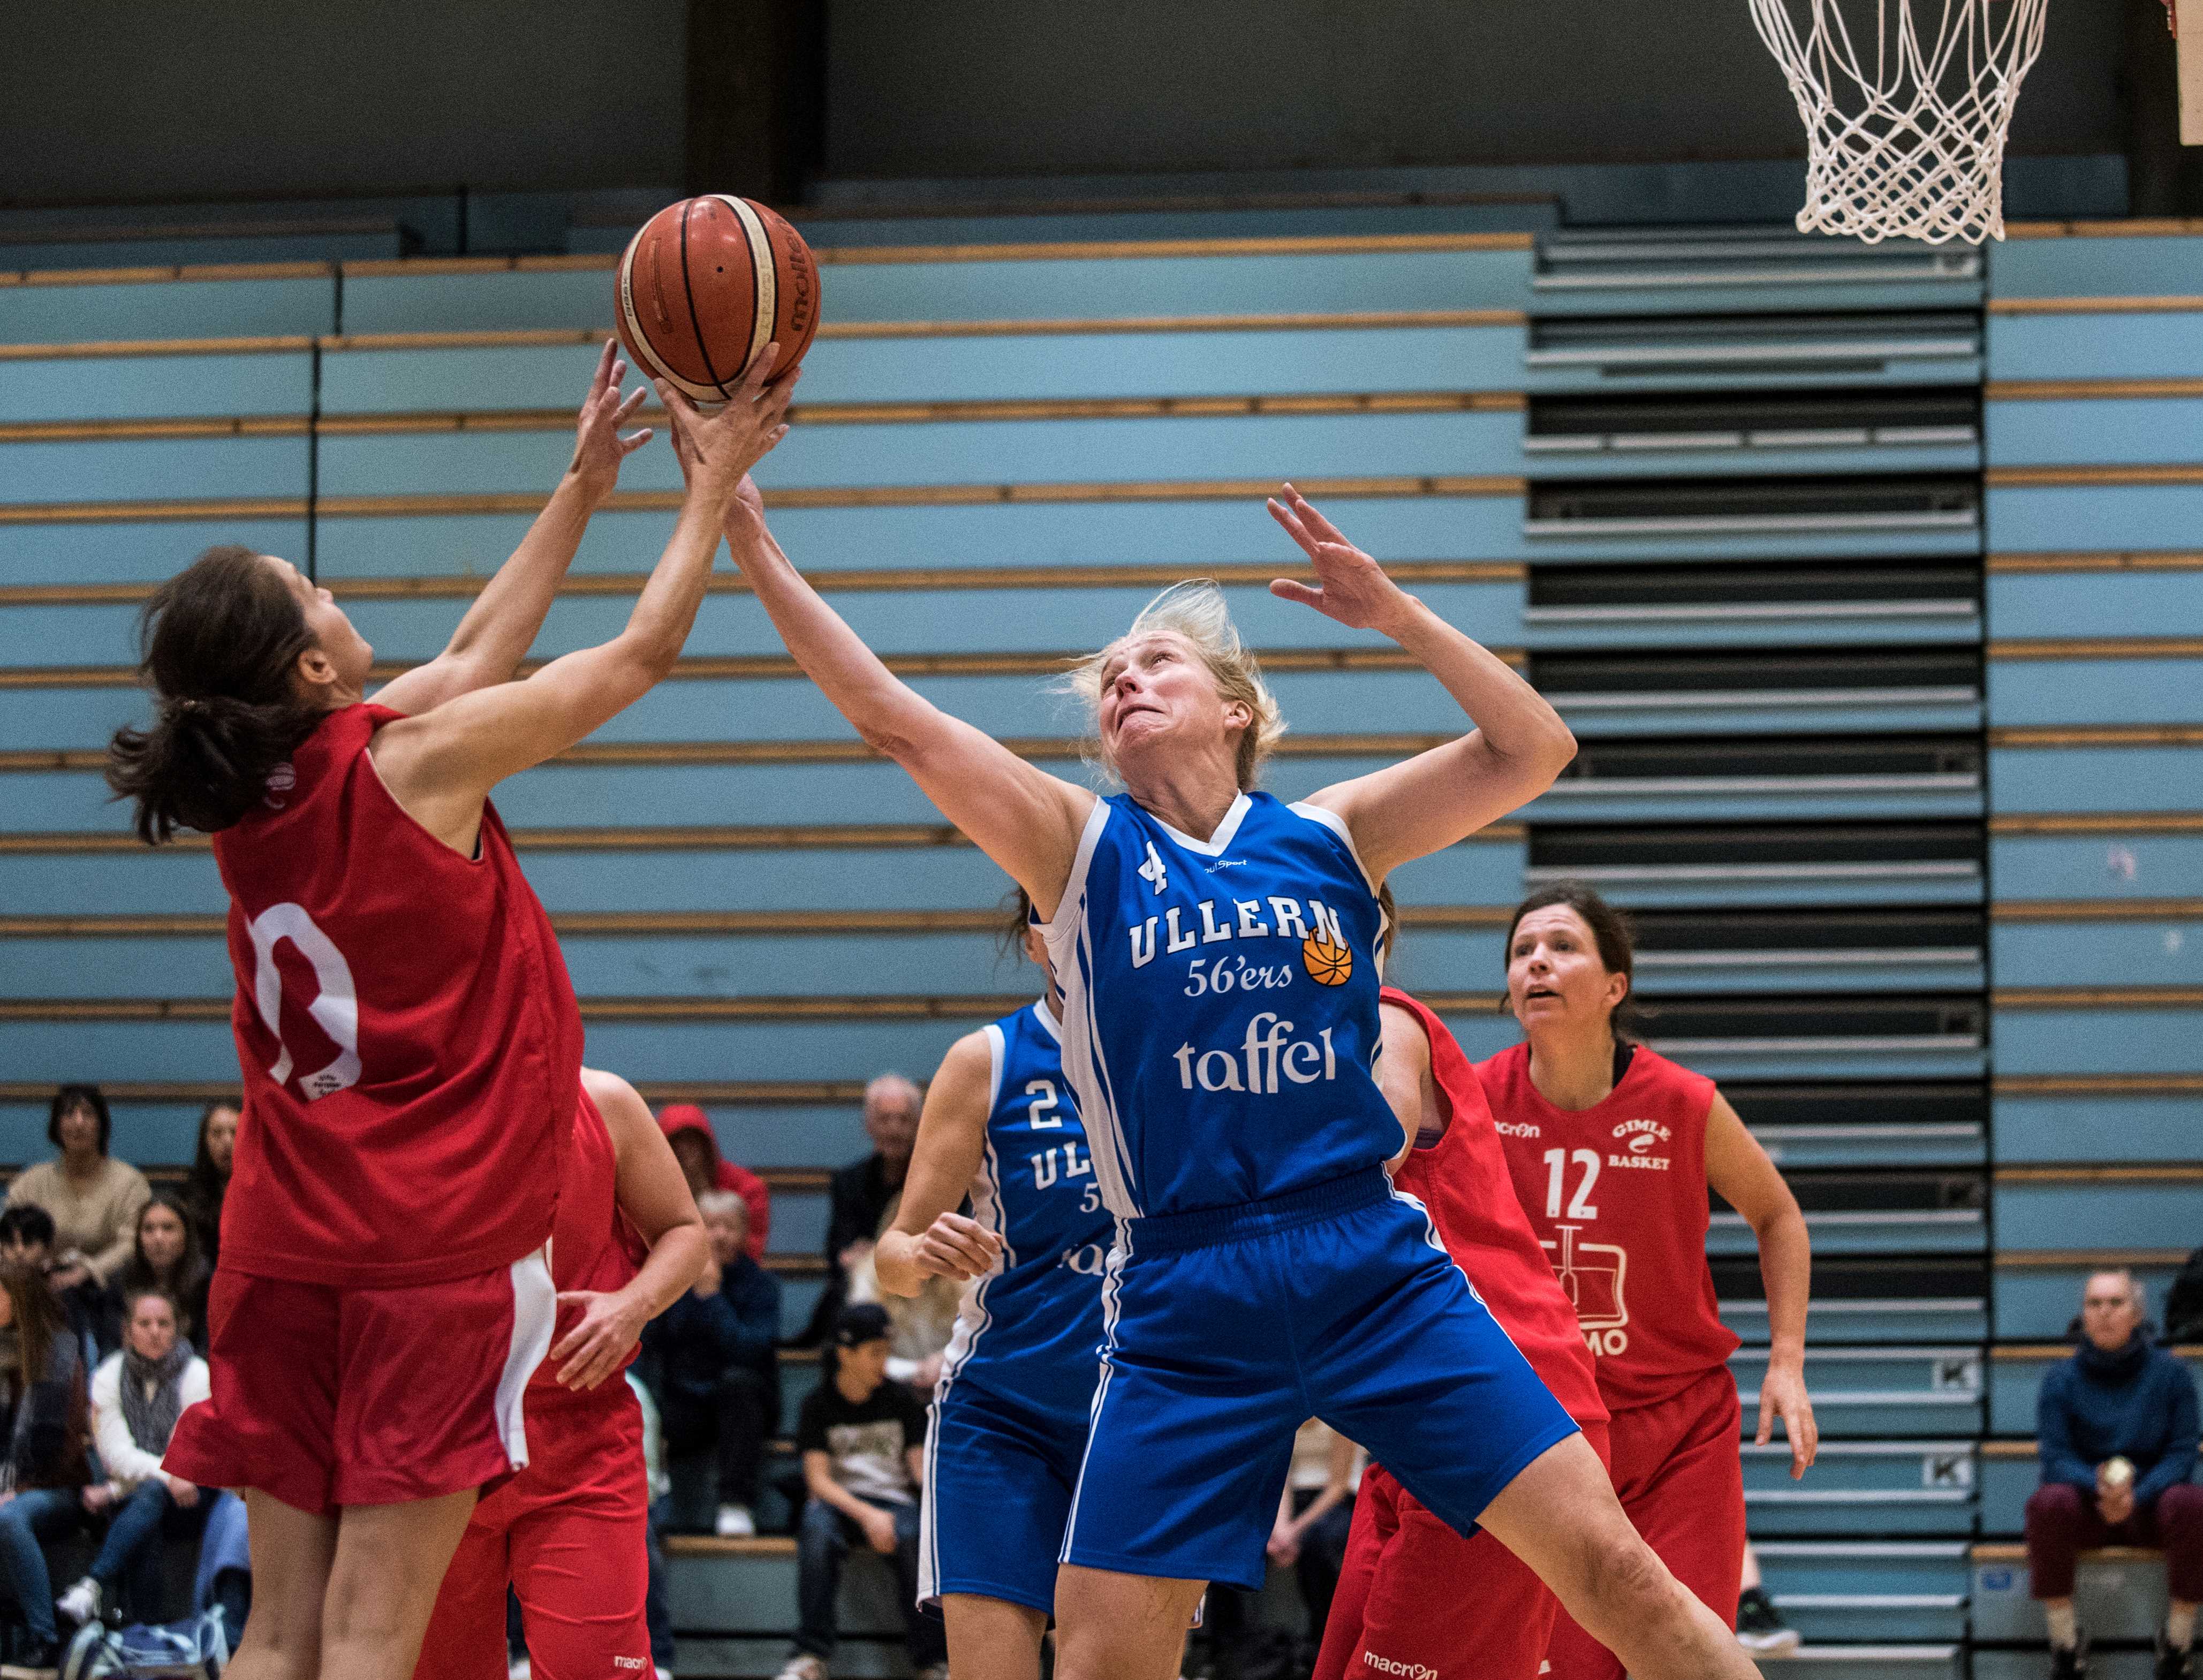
[875,896,1112,1680]
[722,484,1763,1680]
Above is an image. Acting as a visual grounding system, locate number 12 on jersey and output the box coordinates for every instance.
[1542,1147,1600,1220]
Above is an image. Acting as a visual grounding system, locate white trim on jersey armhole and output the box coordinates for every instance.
[1031,997,1063,1043]
[982,1021,1008,1115]
[1286,799,1379,895]
[1040,797,1111,961]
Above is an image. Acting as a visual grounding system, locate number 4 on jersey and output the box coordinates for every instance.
[1138,841,1169,895]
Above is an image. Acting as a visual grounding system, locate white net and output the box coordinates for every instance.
[1748,0,2049,245]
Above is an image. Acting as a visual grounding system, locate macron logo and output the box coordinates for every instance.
[1362,1656,1437,1680]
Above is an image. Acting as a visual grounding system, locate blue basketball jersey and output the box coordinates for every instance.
[938,999,1113,1413]
[1041,790,1395,1219]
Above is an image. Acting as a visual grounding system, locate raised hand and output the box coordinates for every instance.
[655,342,798,504]
[566,338,654,504]
[1266,483,1417,637]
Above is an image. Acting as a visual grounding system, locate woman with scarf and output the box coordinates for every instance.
[0,1262,92,1680]
[55,1288,210,1632]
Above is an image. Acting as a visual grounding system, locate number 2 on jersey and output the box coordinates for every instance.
[1542,1146,1601,1220]
[1025,1078,1063,1129]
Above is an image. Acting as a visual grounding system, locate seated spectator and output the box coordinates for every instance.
[776,1305,944,1680]
[2026,1268,2200,1680]
[56,1287,210,1629]
[658,1105,770,1260]
[100,1194,211,1357]
[181,1101,238,1267]
[0,1261,92,1678]
[2168,1246,2203,1347]
[4,1086,151,1291]
[800,1075,921,1346]
[0,1208,100,1358]
[639,1192,782,1539]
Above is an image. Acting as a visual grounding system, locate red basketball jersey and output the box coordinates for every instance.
[212,702,581,1288]
[532,1085,647,1401]
[1478,1040,1740,1413]
[1380,989,1606,1430]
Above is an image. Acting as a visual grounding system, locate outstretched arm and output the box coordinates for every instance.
[376,340,652,717]
[1707,1091,1817,1477]
[1274,486,1576,884]
[875,1031,1003,1296]
[721,499,1093,916]
[370,354,795,851]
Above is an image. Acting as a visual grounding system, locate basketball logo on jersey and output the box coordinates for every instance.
[1301,930,1351,986]
[1543,1223,1630,1356]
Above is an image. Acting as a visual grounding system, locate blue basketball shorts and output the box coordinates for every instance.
[920,1370,1094,1614]
[1061,1167,1578,1591]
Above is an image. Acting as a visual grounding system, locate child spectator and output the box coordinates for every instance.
[0,1261,92,1679]
[2027,1269,2200,1679]
[639,1192,781,1538]
[181,1101,238,1267]
[4,1087,150,1291]
[657,1106,770,1261]
[57,1287,211,1629]
[777,1304,944,1680]
[101,1194,211,1357]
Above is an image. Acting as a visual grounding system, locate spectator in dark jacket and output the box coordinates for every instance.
[98,1192,212,1357]
[182,1100,238,1268]
[798,1074,921,1346]
[0,1261,92,1676]
[641,1191,782,1539]
[0,1208,100,1361]
[2027,1268,2200,1679]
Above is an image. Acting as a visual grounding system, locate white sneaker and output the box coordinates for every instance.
[508,1658,531,1680]
[777,1657,827,1680]
[714,1503,756,1538]
[54,1578,100,1626]
[655,1670,673,1680]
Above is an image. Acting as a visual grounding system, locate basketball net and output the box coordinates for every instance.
[1748,0,2049,245]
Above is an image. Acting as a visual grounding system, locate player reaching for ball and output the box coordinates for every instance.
[869,894,1112,1680]
[103,344,793,1680]
[1313,974,1613,1680]
[415,1066,708,1680]
[714,481,1766,1680]
[1479,884,1819,1680]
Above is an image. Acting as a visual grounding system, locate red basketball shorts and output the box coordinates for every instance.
[163,1251,557,1515]
[415,1382,652,1680]
[1544,1364,1745,1680]
[1314,1421,1612,1680]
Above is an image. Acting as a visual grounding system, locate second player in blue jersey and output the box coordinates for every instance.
[876,902,1113,1680]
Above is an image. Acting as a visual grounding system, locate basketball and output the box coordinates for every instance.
[1301,933,1352,986]
[615,195,821,401]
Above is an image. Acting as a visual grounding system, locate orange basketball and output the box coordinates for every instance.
[1302,934,1352,986]
[615,196,820,401]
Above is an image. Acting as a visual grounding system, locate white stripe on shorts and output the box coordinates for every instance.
[495,1246,558,1470]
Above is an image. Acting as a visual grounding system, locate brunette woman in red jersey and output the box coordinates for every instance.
[1479,884,1819,1680]
[415,1066,707,1680]
[104,345,796,1680]
[1312,975,1614,1680]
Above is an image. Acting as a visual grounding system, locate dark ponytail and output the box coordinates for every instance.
[1503,881,1644,1042]
[105,546,322,844]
